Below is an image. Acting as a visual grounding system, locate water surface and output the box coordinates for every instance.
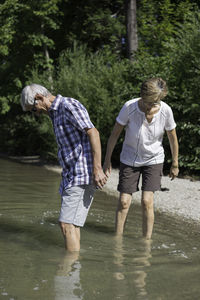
[0,158,200,300]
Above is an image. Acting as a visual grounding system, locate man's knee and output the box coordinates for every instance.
[59,222,80,252]
[59,222,74,235]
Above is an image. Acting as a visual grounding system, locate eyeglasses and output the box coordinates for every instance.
[32,98,38,112]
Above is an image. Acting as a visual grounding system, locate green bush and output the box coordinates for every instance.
[1,31,200,173]
[162,12,200,171]
[54,46,131,148]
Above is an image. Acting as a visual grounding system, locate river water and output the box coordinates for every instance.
[0,158,200,300]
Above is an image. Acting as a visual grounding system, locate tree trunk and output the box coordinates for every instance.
[44,44,53,90]
[41,23,53,90]
[125,0,138,60]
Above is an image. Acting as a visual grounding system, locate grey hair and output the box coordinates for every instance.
[140,78,168,102]
[20,83,51,111]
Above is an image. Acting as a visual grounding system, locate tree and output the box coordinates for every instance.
[137,0,196,56]
[125,0,138,60]
[55,0,125,54]
[0,0,61,108]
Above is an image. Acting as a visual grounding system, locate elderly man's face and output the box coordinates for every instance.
[25,94,54,115]
[25,99,41,115]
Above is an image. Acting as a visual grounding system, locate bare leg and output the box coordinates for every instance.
[115,193,132,235]
[141,191,154,239]
[60,222,80,252]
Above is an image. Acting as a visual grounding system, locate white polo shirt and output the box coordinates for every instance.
[116,98,176,167]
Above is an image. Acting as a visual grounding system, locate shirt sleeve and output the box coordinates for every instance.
[65,98,94,132]
[116,102,129,126]
[164,104,176,131]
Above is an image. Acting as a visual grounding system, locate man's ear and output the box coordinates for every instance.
[35,93,44,101]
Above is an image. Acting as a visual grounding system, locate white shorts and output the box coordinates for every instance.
[59,185,95,227]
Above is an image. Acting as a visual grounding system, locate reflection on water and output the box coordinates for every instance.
[1,158,200,300]
[55,252,82,300]
[113,236,152,299]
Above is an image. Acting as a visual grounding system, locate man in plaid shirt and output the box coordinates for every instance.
[21,84,107,252]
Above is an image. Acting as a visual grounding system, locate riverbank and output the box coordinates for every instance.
[1,154,200,223]
[43,164,200,223]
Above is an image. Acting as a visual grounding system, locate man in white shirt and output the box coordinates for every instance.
[103,78,179,239]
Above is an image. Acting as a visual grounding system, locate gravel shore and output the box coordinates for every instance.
[44,165,200,223]
[2,154,199,223]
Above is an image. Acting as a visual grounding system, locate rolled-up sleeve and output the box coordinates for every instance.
[116,102,129,126]
[165,106,176,131]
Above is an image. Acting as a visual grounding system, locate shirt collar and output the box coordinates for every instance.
[136,99,163,116]
[49,94,63,111]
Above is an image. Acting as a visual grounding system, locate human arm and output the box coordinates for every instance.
[103,122,125,176]
[86,127,107,189]
[166,128,179,180]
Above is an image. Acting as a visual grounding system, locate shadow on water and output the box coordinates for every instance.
[85,221,115,234]
[1,158,200,300]
[0,219,62,248]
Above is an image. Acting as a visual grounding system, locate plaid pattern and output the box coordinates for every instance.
[49,95,94,194]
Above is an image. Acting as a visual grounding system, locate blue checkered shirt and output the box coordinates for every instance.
[49,95,94,194]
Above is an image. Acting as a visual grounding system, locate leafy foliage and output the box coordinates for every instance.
[0,0,200,174]
[137,0,196,56]
[162,11,200,170]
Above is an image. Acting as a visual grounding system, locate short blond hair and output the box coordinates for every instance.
[140,78,168,102]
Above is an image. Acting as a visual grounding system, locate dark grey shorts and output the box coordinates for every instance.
[117,162,163,194]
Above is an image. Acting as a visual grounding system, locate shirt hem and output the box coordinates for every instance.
[165,124,176,131]
[59,180,94,194]
[120,158,164,167]
[116,117,127,126]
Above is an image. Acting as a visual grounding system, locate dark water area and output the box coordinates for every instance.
[0,158,200,300]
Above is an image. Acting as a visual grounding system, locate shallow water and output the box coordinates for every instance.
[0,158,200,300]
